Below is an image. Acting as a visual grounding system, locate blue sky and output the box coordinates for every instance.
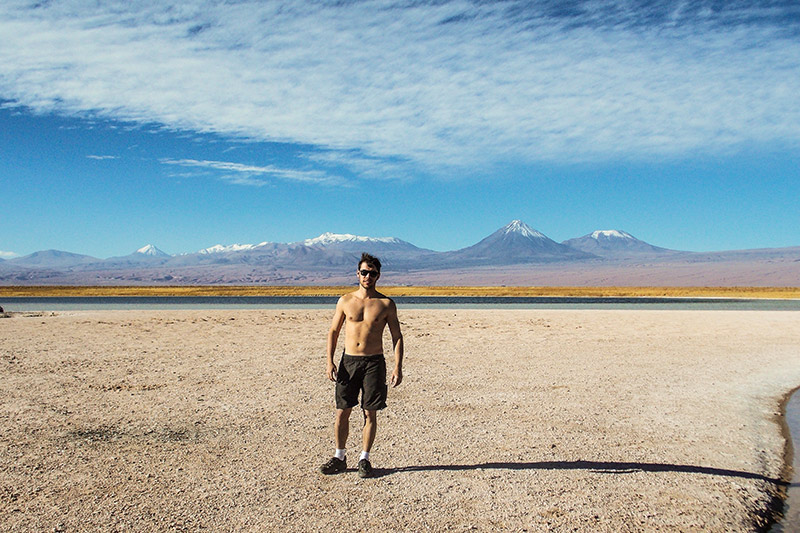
[1,0,799,258]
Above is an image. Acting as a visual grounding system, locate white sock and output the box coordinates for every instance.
[359,451,370,461]
[335,449,346,460]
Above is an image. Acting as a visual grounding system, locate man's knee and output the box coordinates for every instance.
[363,409,377,424]
[336,408,352,422]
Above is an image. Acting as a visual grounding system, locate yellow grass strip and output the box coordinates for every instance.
[1,286,799,299]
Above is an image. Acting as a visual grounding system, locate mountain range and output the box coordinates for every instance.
[2,221,798,286]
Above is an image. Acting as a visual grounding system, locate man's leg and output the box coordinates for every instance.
[321,407,352,474]
[335,408,352,449]
[357,410,378,478]
[357,357,384,478]
[360,356,385,455]
[362,409,377,452]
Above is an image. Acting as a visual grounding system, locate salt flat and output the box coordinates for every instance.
[2,309,799,532]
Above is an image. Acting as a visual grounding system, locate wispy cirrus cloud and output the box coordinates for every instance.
[87,154,118,160]
[161,158,342,186]
[0,250,18,259]
[1,1,798,177]
[304,150,419,182]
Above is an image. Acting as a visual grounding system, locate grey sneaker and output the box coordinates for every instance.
[320,457,346,475]
[357,459,374,478]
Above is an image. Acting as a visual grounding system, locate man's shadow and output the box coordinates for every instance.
[368,460,788,485]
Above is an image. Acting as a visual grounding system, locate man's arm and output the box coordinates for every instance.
[326,297,346,381]
[387,300,404,387]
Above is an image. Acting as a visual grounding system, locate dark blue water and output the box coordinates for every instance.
[770,389,800,533]
[2,295,800,311]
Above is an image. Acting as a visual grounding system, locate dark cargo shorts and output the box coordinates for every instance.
[335,353,388,411]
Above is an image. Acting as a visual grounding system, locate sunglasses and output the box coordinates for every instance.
[359,269,379,278]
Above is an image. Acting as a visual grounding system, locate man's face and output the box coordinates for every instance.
[357,262,380,288]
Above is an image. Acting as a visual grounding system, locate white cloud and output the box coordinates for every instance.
[304,150,418,181]
[0,250,18,259]
[0,0,798,177]
[87,154,118,160]
[161,158,343,186]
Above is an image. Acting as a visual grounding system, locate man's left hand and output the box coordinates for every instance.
[391,369,403,387]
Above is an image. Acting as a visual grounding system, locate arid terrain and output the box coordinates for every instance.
[2,309,799,531]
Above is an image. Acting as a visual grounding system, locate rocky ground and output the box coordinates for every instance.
[2,309,799,532]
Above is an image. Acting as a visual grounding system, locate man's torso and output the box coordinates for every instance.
[341,292,391,355]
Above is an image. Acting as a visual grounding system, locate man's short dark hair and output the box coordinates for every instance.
[359,252,381,273]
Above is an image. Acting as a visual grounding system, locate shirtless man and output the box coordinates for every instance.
[320,253,404,478]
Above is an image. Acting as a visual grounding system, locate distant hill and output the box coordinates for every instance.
[9,249,100,269]
[562,230,676,258]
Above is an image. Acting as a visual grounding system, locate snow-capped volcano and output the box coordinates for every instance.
[444,220,593,264]
[298,232,426,253]
[100,244,172,266]
[502,220,547,239]
[301,232,403,247]
[192,234,415,254]
[198,242,270,254]
[562,230,674,257]
[590,230,634,240]
[136,244,169,257]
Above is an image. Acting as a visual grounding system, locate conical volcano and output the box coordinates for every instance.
[443,220,595,265]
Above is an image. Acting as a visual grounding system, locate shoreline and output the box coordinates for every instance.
[768,386,800,532]
[2,285,800,299]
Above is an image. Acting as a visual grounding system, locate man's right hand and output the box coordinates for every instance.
[327,363,337,382]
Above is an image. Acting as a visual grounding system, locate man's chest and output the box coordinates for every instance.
[345,301,386,324]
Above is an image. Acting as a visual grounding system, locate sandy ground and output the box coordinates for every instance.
[1,309,799,532]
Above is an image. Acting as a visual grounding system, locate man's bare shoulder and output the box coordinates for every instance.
[338,291,362,308]
[341,290,392,301]
[340,291,358,301]
[370,291,395,306]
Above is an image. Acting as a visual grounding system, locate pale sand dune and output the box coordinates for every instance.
[1,309,799,532]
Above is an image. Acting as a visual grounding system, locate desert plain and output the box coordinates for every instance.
[2,307,799,532]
